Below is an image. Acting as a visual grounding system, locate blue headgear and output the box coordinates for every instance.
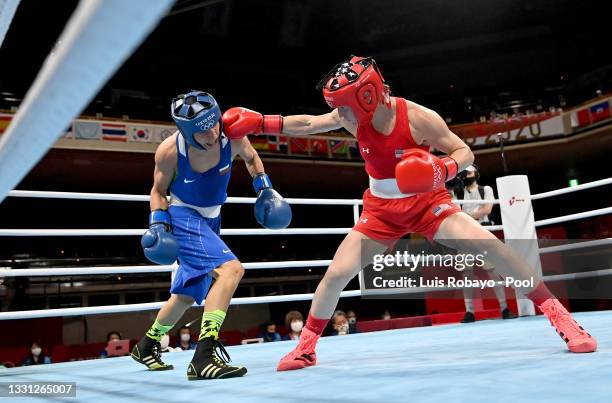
[171,90,221,150]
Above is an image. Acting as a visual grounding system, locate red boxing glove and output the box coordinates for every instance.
[395,149,458,194]
[221,107,283,140]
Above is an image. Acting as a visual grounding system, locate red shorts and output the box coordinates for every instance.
[353,188,461,243]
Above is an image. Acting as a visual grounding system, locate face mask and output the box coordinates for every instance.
[464,177,477,186]
[290,321,303,333]
[383,315,391,320]
[348,317,356,325]
[160,334,170,350]
[180,333,191,342]
[338,323,349,335]
[31,347,42,356]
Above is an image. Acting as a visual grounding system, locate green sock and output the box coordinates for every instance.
[199,310,226,341]
[145,320,174,342]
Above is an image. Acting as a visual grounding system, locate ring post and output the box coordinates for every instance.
[496,175,539,316]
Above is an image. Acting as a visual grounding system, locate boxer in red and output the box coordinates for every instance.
[221,56,597,370]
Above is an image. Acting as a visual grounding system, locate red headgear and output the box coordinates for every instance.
[317,56,389,124]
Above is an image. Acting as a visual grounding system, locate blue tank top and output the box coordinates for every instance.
[169,133,232,207]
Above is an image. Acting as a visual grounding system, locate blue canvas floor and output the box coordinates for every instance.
[3,310,611,403]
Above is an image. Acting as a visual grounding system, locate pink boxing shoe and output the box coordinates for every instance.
[277,327,320,371]
[539,299,597,353]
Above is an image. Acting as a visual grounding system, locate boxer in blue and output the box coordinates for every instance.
[131,91,291,380]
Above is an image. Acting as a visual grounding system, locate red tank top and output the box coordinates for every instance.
[356,97,428,179]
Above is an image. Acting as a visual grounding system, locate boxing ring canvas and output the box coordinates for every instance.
[4,311,610,402]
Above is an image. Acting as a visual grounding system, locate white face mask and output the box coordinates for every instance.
[180,333,191,342]
[160,334,170,350]
[290,320,303,333]
[348,317,357,325]
[31,347,42,356]
[383,315,391,320]
[338,323,349,335]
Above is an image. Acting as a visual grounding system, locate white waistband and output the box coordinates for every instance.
[369,176,416,199]
[169,194,221,218]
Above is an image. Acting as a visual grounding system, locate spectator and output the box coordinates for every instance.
[21,341,51,366]
[330,310,355,336]
[176,326,196,350]
[453,165,518,323]
[99,330,122,358]
[381,310,391,320]
[282,310,304,341]
[260,321,281,342]
[346,310,359,333]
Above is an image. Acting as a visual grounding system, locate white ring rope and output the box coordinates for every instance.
[0,290,363,320]
[530,177,612,200]
[0,259,333,277]
[2,265,611,320]
[0,228,353,236]
[538,238,612,254]
[3,238,609,278]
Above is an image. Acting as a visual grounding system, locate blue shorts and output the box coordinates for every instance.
[168,205,237,304]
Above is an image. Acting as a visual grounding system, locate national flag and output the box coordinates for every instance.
[278,136,288,153]
[267,135,279,151]
[311,139,329,155]
[576,108,590,127]
[289,138,308,154]
[101,123,127,142]
[129,125,152,142]
[330,140,349,155]
[153,127,175,143]
[250,136,269,151]
[590,101,610,123]
[74,121,101,139]
[0,114,12,136]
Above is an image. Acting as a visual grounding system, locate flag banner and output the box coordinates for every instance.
[330,140,350,155]
[128,125,152,142]
[289,137,308,154]
[152,126,175,143]
[311,139,329,155]
[74,121,101,140]
[589,101,610,123]
[101,123,127,142]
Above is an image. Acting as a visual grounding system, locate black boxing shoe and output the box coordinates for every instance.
[501,308,518,319]
[187,337,247,380]
[461,311,476,323]
[131,336,174,371]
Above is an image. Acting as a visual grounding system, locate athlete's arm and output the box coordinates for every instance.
[281,109,352,136]
[409,103,474,171]
[150,135,177,211]
[232,136,265,177]
[223,107,356,139]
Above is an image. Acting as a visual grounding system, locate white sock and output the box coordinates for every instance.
[464,298,474,313]
[494,286,507,310]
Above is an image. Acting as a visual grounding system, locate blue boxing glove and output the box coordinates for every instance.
[141,209,179,265]
[253,173,292,230]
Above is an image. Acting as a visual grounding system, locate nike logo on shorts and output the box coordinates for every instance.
[222,249,230,253]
